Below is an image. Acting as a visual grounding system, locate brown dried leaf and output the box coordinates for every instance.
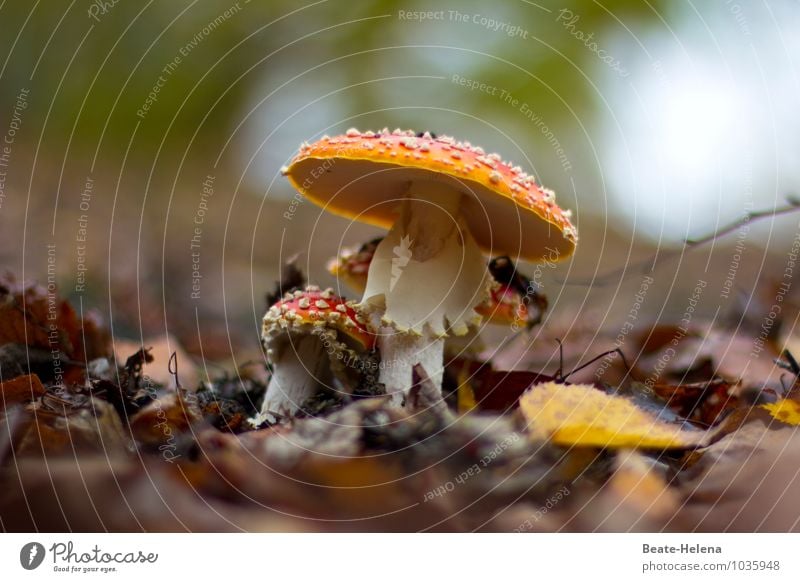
[15,397,131,457]
[0,374,45,410]
[0,272,109,364]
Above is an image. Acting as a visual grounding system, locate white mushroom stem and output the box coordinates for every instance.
[360,181,491,403]
[260,335,330,419]
[372,325,445,406]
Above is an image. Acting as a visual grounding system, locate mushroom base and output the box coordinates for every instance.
[259,334,331,422]
[375,328,445,405]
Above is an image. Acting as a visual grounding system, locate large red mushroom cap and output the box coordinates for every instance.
[282,129,577,261]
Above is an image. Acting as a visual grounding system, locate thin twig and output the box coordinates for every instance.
[561,347,633,381]
[562,196,800,287]
[554,338,564,379]
[168,351,181,389]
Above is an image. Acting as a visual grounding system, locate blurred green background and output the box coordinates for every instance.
[1,0,798,364]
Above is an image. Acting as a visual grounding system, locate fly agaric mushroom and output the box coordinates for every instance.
[330,242,541,329]
[475,283,529,328]
[478,255,548,329]
[329,240,530,357]
[282,129,576,402]
[259,285,375,421]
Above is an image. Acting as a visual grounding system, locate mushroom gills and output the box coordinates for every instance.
[360,181,492,399]
[261,334,332,419]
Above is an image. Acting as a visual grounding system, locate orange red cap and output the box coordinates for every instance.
[282,129,577,262]
[475,283,529,327]
[262,285,375,350]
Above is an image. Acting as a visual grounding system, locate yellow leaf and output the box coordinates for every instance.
[456,362,478,413]
[760,398,800,426]
[519,382,703,449]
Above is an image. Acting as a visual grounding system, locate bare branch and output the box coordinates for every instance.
[561,196,800,287]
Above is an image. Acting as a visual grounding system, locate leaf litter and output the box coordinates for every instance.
[3,224,800,531]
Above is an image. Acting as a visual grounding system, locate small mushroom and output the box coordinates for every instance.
[326,237,381,293]
[475,282,529,328]
[477,255,548,329]
[257,285,375,422]
[283,129,576,402]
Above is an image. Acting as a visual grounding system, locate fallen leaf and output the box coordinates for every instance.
[15,397,132,457]
[651,378,742,427]
[760,397,800,425]
[471,370,552,412]
[675,419,800,531]
[129,392,200,449]
[519,382,705,449]
[0,374,46,409]
[0,272,109,366]
[636,324,786,394]
[449,357,562,413]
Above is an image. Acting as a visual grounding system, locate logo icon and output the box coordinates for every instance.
[20,542,45,570]
[390,235,413,291]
